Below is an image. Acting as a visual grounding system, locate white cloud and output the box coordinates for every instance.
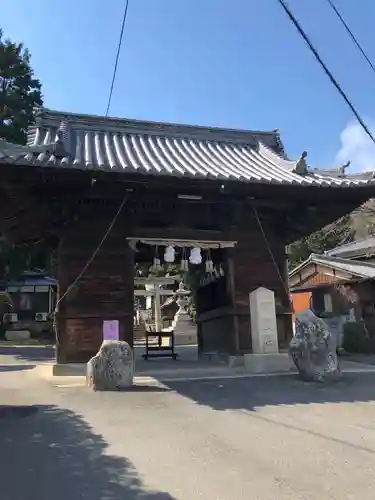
[335,121,375,172]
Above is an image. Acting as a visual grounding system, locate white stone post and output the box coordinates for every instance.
[244,287,293,374]
[154,285,162,332]
[250,287,279,354]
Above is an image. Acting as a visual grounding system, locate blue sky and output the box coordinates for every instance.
[2,0,375,171]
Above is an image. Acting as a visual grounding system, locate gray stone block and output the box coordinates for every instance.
[289,309,342,383]
[86,340,134,391]
[5,330,31,341]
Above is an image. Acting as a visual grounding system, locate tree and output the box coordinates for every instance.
[0,29,42,145]
[288,215,355,270]
[0,236,50,279]
[0,31,44,278]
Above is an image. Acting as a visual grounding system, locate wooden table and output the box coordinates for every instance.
[142,330,178,360]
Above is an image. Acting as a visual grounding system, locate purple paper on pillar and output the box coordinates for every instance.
[103,320,120,341]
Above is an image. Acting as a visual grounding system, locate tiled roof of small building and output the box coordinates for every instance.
[289,253,375,280]
[1,108,374,188]
[325,237,375,258]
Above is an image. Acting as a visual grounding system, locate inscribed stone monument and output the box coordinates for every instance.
[249,287,278,354]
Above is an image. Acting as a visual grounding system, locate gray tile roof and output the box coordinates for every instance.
[325,237,375,258]
[289,253,375,280]
[1,108,375,188]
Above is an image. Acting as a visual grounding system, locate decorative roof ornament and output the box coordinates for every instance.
[293,151,308,175]
[0,113,73,161]
[273,129,286,155]
[34,105,45,119]
[53,118,71,158]
[338,160,350,178]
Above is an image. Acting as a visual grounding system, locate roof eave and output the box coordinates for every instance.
[288,254,314,278]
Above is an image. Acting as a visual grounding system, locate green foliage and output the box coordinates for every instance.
[0,291,12,311]
[0,237,50,278]
[0,30,45,278]
[135,262,181,278]
[342,322,374,354]
[0,29,43,144]
[288,215,354,270]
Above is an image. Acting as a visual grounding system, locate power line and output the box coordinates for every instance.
[276,0,375,148]
[326,0,375,77]
[252,205,292,305]
[105,0,130,117]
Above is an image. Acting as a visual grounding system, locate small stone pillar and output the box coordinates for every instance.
[245,287,293,373]
[250,286,279,354]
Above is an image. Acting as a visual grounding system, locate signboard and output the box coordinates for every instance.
[103,319,119,341]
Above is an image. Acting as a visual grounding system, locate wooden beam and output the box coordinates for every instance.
[134,276,181,285]
[134,290,176,297]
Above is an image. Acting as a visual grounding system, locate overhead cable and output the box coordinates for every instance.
[326,0,375,78]
[277,0,375,148]
[105,0,130,117]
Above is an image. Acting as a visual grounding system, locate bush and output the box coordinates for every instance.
[343,322,373,354]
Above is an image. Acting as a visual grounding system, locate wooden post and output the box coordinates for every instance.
[225,249,239,355]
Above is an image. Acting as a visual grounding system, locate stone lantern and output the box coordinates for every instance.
[175,281,190,312]
[171,281,197,345]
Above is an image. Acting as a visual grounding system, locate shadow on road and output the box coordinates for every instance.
[116,385,171,393]
[0,345,55,363]
[0,364,35,373]
[0,404,176,500]
[166,372,375,412]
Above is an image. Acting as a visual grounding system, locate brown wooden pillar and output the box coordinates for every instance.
[231,235,254,354]
[56,228,134,364]
[276,251,294,348]
[224,248,240,355]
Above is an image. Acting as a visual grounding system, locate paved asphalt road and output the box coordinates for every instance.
[1,361,375,499]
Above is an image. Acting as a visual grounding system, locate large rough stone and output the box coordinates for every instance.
[289,309,342,382]
[86,340,134,391]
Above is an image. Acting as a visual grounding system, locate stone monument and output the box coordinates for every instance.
[244,287,293,373]
[289,308,342,382]
[250,287,279,354]
[168,282,197,345]
[86,340,134,391]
